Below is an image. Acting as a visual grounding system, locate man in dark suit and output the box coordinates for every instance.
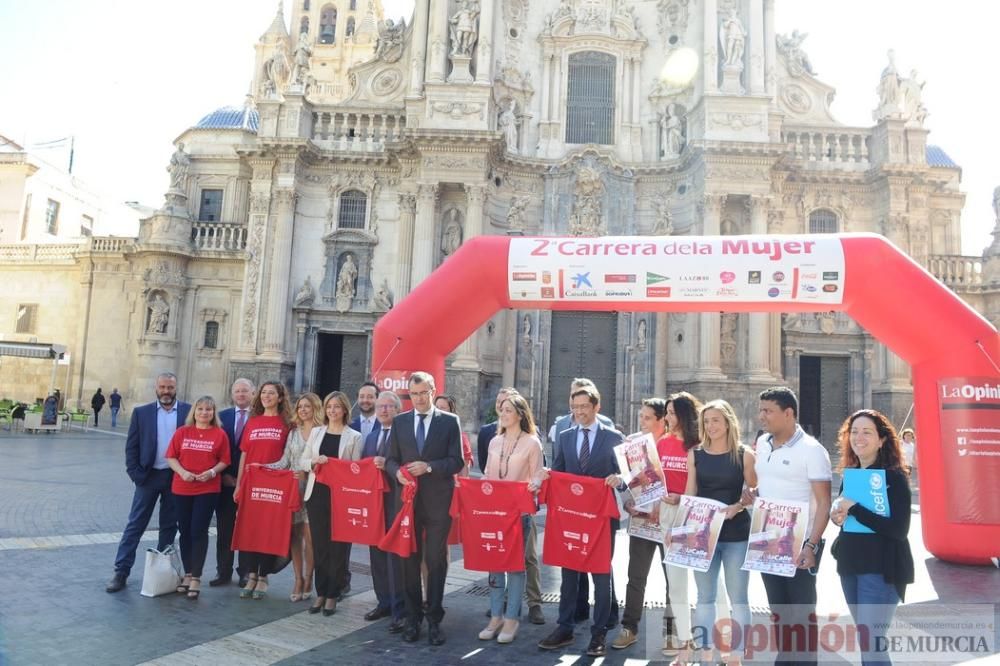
[362,390,407,632]
[539,385,625,658]
[106,372,191,593]
[349,381,379,441]
[210,377,255,587]
[385,371,464,646]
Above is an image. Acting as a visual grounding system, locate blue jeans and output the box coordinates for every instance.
[113,468,177,576]
[110,407,120,428]
[489,515,532,620]
[840,573,900,665]
[692,540,751,652]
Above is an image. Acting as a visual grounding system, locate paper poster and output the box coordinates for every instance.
[841,468,889,534]
[741,497,809,577]
[628,501,670,543]
[507,235,846,305]
[614,432,667,508]
[663,495,727,572]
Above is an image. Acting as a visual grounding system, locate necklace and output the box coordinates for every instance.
[499,432,522,480]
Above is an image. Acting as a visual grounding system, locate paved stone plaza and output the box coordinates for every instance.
[0,428,997,665]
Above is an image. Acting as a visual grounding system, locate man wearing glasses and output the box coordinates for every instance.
[385,371,464,647]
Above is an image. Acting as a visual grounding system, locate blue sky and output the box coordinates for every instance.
[1,0,994,253]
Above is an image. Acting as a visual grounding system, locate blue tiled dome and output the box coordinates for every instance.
[926,145,958,168]
[194,105,259,133]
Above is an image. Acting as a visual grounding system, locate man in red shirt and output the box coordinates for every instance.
[538,385,626,658]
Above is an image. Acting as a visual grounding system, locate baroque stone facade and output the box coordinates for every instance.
[1,0,997,449]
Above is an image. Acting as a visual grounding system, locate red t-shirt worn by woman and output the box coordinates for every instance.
[657,433,690,494]
[239,414,290,466]
[166,425,231,495]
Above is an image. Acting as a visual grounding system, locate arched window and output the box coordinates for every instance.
[346,17,356,37]
[203,321,219,349]
[319,5,337,44]
[565,51,616,145]
[808,209,838,234]
[338,190,367,229]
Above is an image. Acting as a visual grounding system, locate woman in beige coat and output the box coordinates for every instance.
[300,391,362,616]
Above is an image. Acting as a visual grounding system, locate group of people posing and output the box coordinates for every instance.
[105,371,914,665]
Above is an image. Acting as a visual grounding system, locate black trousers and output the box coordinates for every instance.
[762,569,819,666]
[621,535,671,633]
[175,493,218,577]
[306,483,351,599]
[402,501,451,625]
[213,484,243,578]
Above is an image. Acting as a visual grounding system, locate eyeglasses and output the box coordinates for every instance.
[410,390,432,398]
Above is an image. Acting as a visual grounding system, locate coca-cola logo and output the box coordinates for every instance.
[481,481,494,495]
[570,483,584,496]
[350,462,361,475]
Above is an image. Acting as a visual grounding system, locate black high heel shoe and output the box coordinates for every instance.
[308,596,325,614]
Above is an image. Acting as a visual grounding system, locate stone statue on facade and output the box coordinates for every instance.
[335,254,358,312]
[147,294,170,334]
[441,209,464,257]
[719,9,746,67]
[994,185,1000,224]
[506,195,530,230]
[635,318,647,351]
[167,143,190,192]
[374,279,394,311]
[293,276,315,307]
[875,49,901,120]
[449,0,480,56]
[499,100,519,154]
[290,31,312,86]
[900,69,927,126]
[659,104,684,159]
[262,48,290,97]
[568,165,605,237]
[651,193,674,235]
[375,18,405,62]
[776,30,814,76]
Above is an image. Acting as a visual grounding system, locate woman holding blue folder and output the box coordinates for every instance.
[830,409,914,665]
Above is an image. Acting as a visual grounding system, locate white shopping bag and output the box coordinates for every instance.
[140,545,182,597]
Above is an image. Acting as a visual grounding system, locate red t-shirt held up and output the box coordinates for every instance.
[166,425,231,495]
[450,478,537,573]
[239,415,289,466]
[539,471,620,574]
[231,466,302,557]
[658,434,690,495]
[314,457,388,546]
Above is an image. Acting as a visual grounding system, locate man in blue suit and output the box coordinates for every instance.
[538,384,625,658]
[210,378,255,587]
[361,390,406,632]
[349,381,379,441]
[106,372,191,593]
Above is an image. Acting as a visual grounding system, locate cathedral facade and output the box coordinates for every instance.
[2,0,998,449]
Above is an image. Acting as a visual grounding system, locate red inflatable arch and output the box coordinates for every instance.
[372,233,1000,565]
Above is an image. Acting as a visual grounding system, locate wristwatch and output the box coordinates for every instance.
[803,540,818,552]
[426,464,433,474]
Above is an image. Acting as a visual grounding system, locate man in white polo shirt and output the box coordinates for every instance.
[753,386,832,666]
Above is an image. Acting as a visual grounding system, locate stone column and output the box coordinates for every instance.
[452,184,486,369]
[408,0,430,96]
[749,0,765,95]
[698,194,725,376]
[293,322,307,393]
[747,196,772,379]
[395,193,417,298]
[474,0,495,84]
[654,312,670,395]
[410,183,438,287]
[763,0,777,95]
[426,0,449,83]
[262,189,297,356]
[703,0,719,94]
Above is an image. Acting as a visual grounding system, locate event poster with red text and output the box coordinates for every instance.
[938,377,1000,524]
[507,235,845,304]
